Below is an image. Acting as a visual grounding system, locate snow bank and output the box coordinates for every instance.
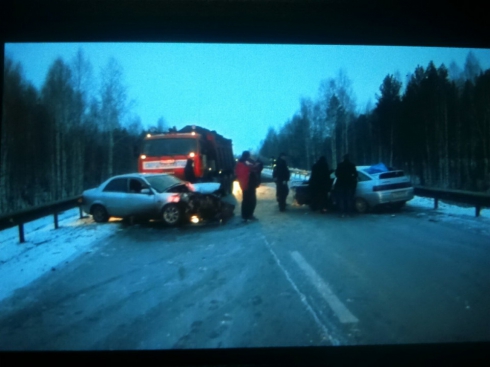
[408,196,489,219]
[406,196,490,236]
[0,209,119,302]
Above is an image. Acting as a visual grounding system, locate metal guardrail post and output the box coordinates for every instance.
[434,198,439,210]
[79,206,84,219]
[476,206,481,217]
[19,223,25,243]
[0,195,83,243]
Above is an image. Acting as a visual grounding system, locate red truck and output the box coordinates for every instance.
[138,125,235,192]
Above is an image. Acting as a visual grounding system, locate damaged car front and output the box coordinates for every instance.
[81,173,234,226]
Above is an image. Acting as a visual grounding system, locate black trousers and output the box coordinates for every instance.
[310,188,329,211]
[276,182,289,210]
[242,187,257,219]
[338,187,356,214]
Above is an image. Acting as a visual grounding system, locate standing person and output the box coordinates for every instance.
[308,156,332,213]
[273,152,291,212]
[235,151,261,222]
[334,154,358,217]
[184,158,197,183]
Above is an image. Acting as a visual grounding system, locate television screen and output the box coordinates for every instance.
[1,1,490,365]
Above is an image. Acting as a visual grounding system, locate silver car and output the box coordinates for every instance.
[81,173,223,225]
[332,165,414,213]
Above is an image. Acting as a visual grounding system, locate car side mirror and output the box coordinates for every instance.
[141,188,152,195]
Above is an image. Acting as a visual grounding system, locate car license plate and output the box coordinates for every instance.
[391,191,407,199]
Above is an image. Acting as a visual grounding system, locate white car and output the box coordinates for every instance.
[332,165,414,213]
[81,173,226,226]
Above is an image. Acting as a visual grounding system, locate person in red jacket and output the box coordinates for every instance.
[235,151,262,222]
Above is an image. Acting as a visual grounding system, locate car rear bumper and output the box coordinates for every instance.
[362,187,414,206]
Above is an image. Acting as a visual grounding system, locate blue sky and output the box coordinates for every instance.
[4,43,490,154]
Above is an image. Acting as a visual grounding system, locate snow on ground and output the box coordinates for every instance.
[0,209,120,303]
[408,195,489,218]
[405,196,490,235]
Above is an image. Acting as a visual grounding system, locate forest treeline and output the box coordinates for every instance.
[1,50,168,215]
[2,50,489,216]
[259,52,490,193]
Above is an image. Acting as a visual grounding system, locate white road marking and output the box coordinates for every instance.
[291,251,359,324]
[262,237,340,346]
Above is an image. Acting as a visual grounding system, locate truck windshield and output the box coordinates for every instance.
[144,138,197,156]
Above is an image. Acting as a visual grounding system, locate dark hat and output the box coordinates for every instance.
[241,151,251,159]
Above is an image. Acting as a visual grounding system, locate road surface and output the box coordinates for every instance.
[0,183,489,350]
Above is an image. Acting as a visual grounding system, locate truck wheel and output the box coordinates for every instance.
[92,205,109,223]
[162,204,182,226]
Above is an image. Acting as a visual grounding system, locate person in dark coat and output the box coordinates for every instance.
[334,154,358,217]
[308,156,332,212]
[235,151,262,221]
[184,158,197,183]
[273,152,291,212]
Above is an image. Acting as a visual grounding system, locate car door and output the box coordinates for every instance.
[122,178,158,217]
[101,178,129,216]
[356,171,373,199]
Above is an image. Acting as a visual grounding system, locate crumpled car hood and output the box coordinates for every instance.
[191,182,221,194]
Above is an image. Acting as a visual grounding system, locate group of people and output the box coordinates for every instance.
[234,150,358,221]
[308,154,358,217]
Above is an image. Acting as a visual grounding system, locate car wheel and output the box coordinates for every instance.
[162,204,182,226]
[92,205,109,223]
[354,197,369,213]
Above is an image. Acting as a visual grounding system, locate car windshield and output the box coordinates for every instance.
[145,175,184,193]
[143,138,197,156]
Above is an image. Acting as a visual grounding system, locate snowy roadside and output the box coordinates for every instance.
[405,196,490,235]
[0,209,120,303]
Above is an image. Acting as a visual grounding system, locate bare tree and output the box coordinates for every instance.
[100,57,127,178]
[41,58,74,200]
[70,48,93,195]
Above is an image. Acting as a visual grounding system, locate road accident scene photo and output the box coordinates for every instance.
[1,42,490,354]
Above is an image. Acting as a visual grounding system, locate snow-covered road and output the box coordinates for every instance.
[0,182,489,349]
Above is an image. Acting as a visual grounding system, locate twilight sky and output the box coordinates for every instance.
[4,43,490,154]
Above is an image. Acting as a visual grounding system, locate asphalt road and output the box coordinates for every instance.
[0,183,489,350]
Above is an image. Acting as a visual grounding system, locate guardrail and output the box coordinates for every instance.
[266,166,490,217]
[413,186,490,217]
[0,196,84,243]
[262,166,310,181]
[1,180,488,245]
